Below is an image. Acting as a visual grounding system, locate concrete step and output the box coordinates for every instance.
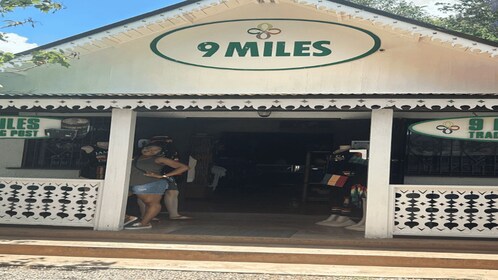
[1,225,498,254]
[0,239,496,270]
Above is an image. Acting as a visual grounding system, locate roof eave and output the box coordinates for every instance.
[12,0,498,58]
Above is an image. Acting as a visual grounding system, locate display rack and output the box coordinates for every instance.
[302,150,330,203]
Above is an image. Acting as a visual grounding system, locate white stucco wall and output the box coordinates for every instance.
[0,2,496,95]
[0,139,24,176]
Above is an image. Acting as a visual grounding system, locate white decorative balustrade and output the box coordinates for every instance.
[391,184,498,238]
[0,177,103,228]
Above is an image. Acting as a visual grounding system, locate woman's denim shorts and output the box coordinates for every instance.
[131,180,169,195]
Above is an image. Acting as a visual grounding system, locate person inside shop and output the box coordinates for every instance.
[126,137,192,225]
[316,144,355,227]
[125,144,189,230]
[79,138,109,179]
[149,136,192,220]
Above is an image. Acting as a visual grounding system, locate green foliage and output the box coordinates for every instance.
[0,0,63,14]
[31,50,70,67]
[348,0,498,42]
[437,0,498,41]
[0,51,14,64]
[0,0,65,71]
[0,49,74,71]
[350,0,432,21]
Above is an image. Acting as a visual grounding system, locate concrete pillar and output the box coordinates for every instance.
[94,109,136,231]
[365,108,394,239]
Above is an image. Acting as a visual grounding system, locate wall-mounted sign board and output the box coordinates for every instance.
[151,19,381,71]
[409,116,498,142]
[0,116,61,139]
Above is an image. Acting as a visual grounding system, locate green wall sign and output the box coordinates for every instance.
[409,116,498,142]
[0,116,61,139]
[150,19,381,71]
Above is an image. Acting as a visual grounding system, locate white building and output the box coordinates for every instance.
[0,0,496,239]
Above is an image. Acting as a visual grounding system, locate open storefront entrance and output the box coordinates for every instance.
[2,106,496,239]
[133,112,372,221]
[0,108,380,239]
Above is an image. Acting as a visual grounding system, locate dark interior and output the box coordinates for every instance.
[134,117,371,214]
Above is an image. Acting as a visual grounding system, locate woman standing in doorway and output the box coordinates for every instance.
[126,144,189,229]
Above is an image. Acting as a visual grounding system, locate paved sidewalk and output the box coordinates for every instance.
[0,239,496,270]
[0,213,496,279]
[0,254,496,279]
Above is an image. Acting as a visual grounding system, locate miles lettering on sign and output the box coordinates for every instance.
[198,41,332,57]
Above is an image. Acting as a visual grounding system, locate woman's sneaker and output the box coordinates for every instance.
[124,221,152,230]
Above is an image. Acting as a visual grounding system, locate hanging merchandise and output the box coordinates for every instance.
[79,141,109,179]
[321,173,348,187]
[61,118,90,138]
[349,153,368,165]
[350,184,367,207]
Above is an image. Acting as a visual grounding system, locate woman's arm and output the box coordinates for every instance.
[155,157,189,178]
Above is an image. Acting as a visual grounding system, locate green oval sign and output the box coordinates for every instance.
[150,19,381,71]
[409,116,498,142]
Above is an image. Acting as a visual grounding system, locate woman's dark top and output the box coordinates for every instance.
[130,156,163,186]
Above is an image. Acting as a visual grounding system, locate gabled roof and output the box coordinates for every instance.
[14,0,498,59]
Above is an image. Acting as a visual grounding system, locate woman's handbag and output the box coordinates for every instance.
[321,173,348,187]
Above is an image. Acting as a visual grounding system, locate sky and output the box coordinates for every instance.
[0,0,457,53]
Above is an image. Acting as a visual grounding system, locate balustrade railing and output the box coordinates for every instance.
[391,184,498,238]
[0,177,102,228]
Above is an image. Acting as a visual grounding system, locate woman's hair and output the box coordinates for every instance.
[143,143,162,149]
[141,144,164,156]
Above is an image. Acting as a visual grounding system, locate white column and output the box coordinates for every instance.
[94,109,136,231]
[365,108,394,239]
